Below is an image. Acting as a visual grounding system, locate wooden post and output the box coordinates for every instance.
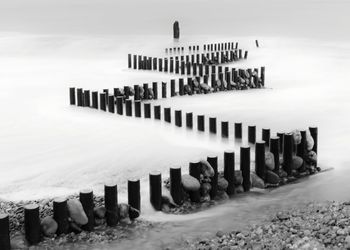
[277,132,284,153]
[240,146,251,192]
[186,112,193,128]
[149,171,162,210]
[170,167,184,205]
[224,151,235,195]
[255,141,266,180]
[170,58,174,73]
[135,100,141,117]
[116,96,123,115]
[128,179,141,214]
[175,110,182,127]
[207,156,218,199]
[171,79,176,97]
[144,103,151,118]
[153,57,157,71]
[24,204,41,245]
[133,55,137,69]
[53,198,69,235]
[197,115,205,131]
[262,128,271,147]
[69,87,76,105]
[244,51,248,59]
[235,122,242,139]
[79,189,94,231]
[188,162,201,202]
[154,105,161,120]
[221,121,229,138]
[159,58,163,72]
[270,136,280,174]
[105,183,119,226]
[175,60,179,74]
[152,82,158,100]
[108,96,115,113]
[128,54,132,68]
[126,99,132,116]
[211,73,216,89]
[103,89,109,105]
[143,83,149,100]
[255,40,259,47]
[100,93,106,111]
[261,66,265,86]
[309,127,318,153]
[181,61,185,75]
[134,85,140,101]
[248,125,256,143]
[209,117,217,133]
[164,58,168,72]
[91,91,98,109]
[0,214,10,250]
[179,78,184,96]
[77,88,83,106]
[283,133,293,175]
[164,107,171,123]
[162,82,167,98]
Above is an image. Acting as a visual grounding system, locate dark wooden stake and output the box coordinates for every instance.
[235,122,242,139]
[277,132,284,153]
[79,189,94,231]
[248,125,256,143]
[186,112,193,128]
[209,117,217,134]
[171,79,176,97]
[270,136,280,174]
[154,105,161,120]
[24,204,41,245]
[105,183,119,226]
[207,156,218,199]
[297,130,307,171]
[116,96,123,115]
[283,133,293,175]
[108,96,115,113]
[175,110,182,127]
[144,103,151,118]
[135,100,141,117]
[255,141,266,180]
[309,127,318,153]
[197,115,205,131]
[188,162,201,202]
[53,198,69,235]
[240,146,251,192]
[162,82,167,98]
[149,171,162,210]
[126,99,132,116]
[224,151,235,195]
[152,82,158,100]
[77,88,83,106]
[164,107,171,123]
[170,167,184,205]
[69,87,76,105]
[100,93,106,111]
[221,121,229,138]
[92,91,98,109]
[262,128,271,147]
[0,214,10,250]
[128,179,140,214]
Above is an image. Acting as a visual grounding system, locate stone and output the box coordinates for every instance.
[265,152,275,170]
[250,172,265,189]
[129,206,140,220]
[200,160,215,177]
[306,129,314,150]
[69,221,82,233]
[345,235,350,249]
[200,183,212,196]
[306,151,317,164]
[292,156,303,169]
[200,83,211,92]
[40,216,58,237]
[173,21,180,39]
[217,177,229,191]
[266,170,280,185]
[216,230,225,237]
[235,185,244,193]
[279,169,288,178]
[216,190,229,200]
[67,199,88,225]
[234,171,243,185]
[93,206,106,219]
[292,129,302,144]
[10,234,28,249]
[94,218,104,226]
[162,203,170,213]
[182,174,200,191]
[276,212,290,221]
[200,194,211,202]
[118,203,129,219]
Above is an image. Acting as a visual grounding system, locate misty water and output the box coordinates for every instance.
[1,0,350,249]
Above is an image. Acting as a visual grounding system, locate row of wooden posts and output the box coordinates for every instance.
[164,41,240,54]
[128,49,248,71]
[69,67,265,106]
[0,180,141,249]
[0,122,317,249]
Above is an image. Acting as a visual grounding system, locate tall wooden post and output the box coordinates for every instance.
[116,96,123,115]
[186,112,193,128]
[149,171,162,210]
[144,103,151,118]
[270,136,280,174]
[207,156,218,199]
[209,117,217,133]
[240,146,251,192]
[262,128,270,147]
[24,204,41,245]
[175,110,182,127]
[197,115,205,131]
[126,99,132,116]
[248,125,256,143]
[79,189,94,231]
[53,198,69,235]
[128,179,140,214]
[164,107,171,123]
[154,105,161,120]
[283,133,293,175]
[235,122,242,139]
[221,121,229,138]
[69,87,76,105]
[104,183,119,226]
[108,96,115,113]
[0,214,11,250]
[170,167,184,205]
[255,141,266,180]
[224,151,235,195]
[135,100,141,117]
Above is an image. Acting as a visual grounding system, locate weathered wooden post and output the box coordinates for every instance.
[105,183,119,226]
[175,110,182,127]
[296,130,307,170]
[175,60,179,74]
[108,96,115,113]
[170,58,174,73]
[162,82,167,98]
[255,141,266,180]
[309,127,318,153]
[261,66,265,86]
[53,198,69,235]
[24,204,41,245]
[0,214,11,250]
[69,87,76,105]
[91,91,98,109]
[152,82,158,100]
[197,115,205,131]
[153,58,158,71]
[283,133,293,175]
[277,132,284,153]
[77,88,83,106]
[186,112,193,128]
[164,107,171,123]
[144,103,151,118]
[128,179,140,214]
[221,121,229,138]
[154,105,161,120]
[135,100,141,117]
[100,93,106,111]
[224,151,235,195]
[207,156,218,199]
[240,146,251,192]
[179,78,184,96]
[173,21,180,39]
[149,171,162,210]
[80,189,94,231]
[159,58,163,72]
[143,83,149,100]
[170,167,184,205]
[235,122,242,139]
[244,51,248,59]
[164,58,168,72]
[103,89,109,105]
[116,96,123,115]
[128,54,132,68]
[262,128,270,147]
[126,99,132,116]
[133,55,137,69]
[270,136,280,174]
[209,117,217,133]
[188,162,201,202]
[171,79,176,97]
[248,125,256,143]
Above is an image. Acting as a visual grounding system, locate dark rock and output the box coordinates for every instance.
[93,206,106,219]
[266,170,280,185]
[69,221,82,234]
[129,206,140,220]
[292,156,303,170]
[234,171,243,185]
[235,185,244,193]
[217,177,228,191]
[216,230,225,237]
[118,203,129,220]
[41,216,58,237]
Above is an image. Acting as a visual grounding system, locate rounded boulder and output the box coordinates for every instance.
[181,174,200,191]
